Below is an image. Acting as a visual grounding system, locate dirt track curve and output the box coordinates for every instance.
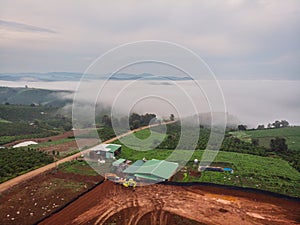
[0,121,175,193]
[40,181,300,225]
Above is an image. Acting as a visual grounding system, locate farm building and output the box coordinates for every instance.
[89,144,121,159]
[122,160,145,175]
[112,158,126,167]
[123,159,179,182]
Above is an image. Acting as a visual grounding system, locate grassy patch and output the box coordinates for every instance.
[133,129,151,139]
[58,160,99,176]
[228,131,251,143]
[34,138,74,148]
[117,129,166,150]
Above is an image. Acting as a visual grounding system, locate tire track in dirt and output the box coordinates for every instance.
[39,181,300,225]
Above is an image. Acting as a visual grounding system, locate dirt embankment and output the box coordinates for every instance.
[40,181,300,225]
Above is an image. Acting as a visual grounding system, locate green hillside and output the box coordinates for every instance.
[0,104,72,145]
[0,86,72,107]
[244,127,300,151]
[114,129,300,197]
[119,129,166,150]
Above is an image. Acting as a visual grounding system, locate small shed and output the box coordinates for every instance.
[112,158,126,167]
[89,144,122,159]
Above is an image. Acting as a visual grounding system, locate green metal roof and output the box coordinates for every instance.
[134,173,164,182]
[123,160,145,174]
[112,158,126,167]
[134,159,178,180]
[106,144,121,153]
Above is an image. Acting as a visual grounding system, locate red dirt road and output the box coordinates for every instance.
[40,181,300,225]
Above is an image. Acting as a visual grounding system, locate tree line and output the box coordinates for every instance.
[101,113,159,130]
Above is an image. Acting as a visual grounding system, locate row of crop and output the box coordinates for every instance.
[0,148,54,183]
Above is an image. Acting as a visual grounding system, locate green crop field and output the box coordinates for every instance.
[115,128,300,197]
[0,148,54,183]
[118,129,166,150]
[231,127,300,150]
[117,146,300,197]
[34,138,74,148]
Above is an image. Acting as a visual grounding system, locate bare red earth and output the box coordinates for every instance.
[39,181,300,225]
[0,170,103,225]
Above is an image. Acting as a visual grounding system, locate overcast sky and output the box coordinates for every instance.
[0,0,299,80]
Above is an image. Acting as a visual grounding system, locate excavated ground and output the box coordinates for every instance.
[40,181,300,225]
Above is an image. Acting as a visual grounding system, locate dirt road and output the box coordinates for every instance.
[40,181,300,225]
[0,121,174,193]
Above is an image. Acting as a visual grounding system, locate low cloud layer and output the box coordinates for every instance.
[2,80,299,127]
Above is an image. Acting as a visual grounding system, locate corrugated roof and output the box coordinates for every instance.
[135,159,178,180]
[123,160,145,174]
[112,158,126,167]
[106,144,121,153]
[90,144,121,152]
[134,173,164,182]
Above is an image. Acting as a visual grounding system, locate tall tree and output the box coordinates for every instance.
[270,137,288,153]
[238,124,247,131]
[272,120,281,128]
[252,138,259,146]
[257,124,265,130]
[281,120,289,128]
[102,115,112,127]
[170,114,175,121]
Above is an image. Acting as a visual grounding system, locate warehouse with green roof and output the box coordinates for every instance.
[123,159,179,182]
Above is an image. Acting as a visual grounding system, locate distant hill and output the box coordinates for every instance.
[0,104,72,145]
[0,86,72,107]
[0,72,192,82]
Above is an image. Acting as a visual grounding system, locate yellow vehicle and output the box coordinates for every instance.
[105,173,136,188]
[122,179,137,188]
